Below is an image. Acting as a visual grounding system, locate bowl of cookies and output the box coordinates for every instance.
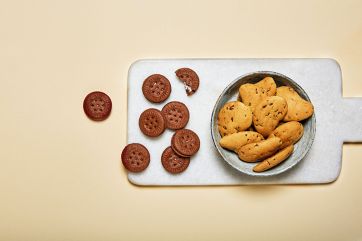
[211,71,316,176]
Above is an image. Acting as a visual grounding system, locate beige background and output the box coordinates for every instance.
[1,0,361,240]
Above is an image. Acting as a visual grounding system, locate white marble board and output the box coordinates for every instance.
[127,59,362,185]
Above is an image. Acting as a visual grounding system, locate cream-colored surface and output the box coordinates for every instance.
[0,0,361,240]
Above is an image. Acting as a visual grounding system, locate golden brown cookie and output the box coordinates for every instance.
[237,137,282,162]
[255,77,277,96]
[253,96,288,137]
[276,86,314,121]
[269,121,304,149]
[217,101,252,137]
[238,84,267,113]
[219,131,264,151]
[253,145,294,172]
[142,74,171,103]
[139,108,166,137]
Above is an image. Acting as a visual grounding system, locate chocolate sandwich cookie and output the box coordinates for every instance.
[142,74,171,103]
[83,91,112,121]
[161,101,189,130]
[139,108,166,137]
[175,68,199,96]
[171,129,200,157]
[121,143,150,172]
[161,146,190,174]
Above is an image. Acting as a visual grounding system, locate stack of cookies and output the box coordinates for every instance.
[122,68,200,174]
[217,77,314,172]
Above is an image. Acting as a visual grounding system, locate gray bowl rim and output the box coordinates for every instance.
[210,70,316,177]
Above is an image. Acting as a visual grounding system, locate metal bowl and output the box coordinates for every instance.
[210,71,316,177]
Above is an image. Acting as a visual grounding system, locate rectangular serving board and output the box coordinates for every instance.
[127,58,362,185]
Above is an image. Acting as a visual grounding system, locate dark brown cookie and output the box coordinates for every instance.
[171,129,200,157]
[83,91,112,121]
[161,146,190,174]
[142,74,171,103]
[175,68,199,96]
[171,144,193,158]
[139,108,166,137]
[161,101,190,130]
[121,143,150,172]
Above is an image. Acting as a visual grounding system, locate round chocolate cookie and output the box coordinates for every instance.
[161,101,189,130]
[175,68,199,96]
[161,146,190,174]
[83,91,112,121]
[139,108,166,137]
[142,74,171,103]
[171,129,200,157]
[121,143,150,172]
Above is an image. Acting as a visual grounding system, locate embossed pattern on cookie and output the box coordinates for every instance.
[121,143,150,172]
[161,146,190,174]
[162,101,189,130]
[175,68,199,96]
[142,74,171,103]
